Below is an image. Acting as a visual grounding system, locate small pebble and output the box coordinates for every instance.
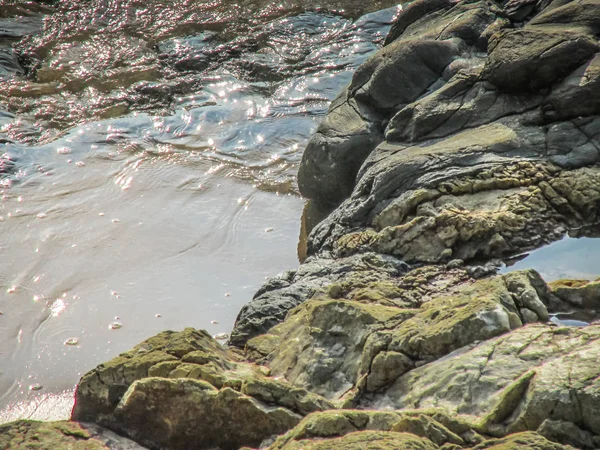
[64,337,79,346]
[109,321,122,330]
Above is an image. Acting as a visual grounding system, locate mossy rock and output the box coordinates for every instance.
[272,430,438,450]
[0,420,144,450]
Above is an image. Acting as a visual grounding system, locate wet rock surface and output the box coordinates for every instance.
[16,0,600,448]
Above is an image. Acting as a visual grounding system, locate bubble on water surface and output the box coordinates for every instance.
[64,337,79,346]
[109,322,122,330]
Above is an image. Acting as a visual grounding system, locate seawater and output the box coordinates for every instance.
[0,0,401,421]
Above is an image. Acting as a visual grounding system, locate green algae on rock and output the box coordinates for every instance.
[266,410,574,450]
[72,328,333,450]
[245,269,558,406]
[0,420,148,450]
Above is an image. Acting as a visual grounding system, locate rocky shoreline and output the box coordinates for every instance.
[4,0,600,448]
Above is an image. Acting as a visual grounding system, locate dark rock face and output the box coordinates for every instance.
[298,0,600,266]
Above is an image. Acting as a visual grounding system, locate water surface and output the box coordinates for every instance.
[501,236,600,281]
[0,0,400,421]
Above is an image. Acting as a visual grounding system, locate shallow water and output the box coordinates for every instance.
[500,236,600,281]
[0,1,401,420]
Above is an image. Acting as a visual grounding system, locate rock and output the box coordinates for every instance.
[230,252,408,346]
[267,409,481,450]
[297,89,384,204]
[549,278,600,309]
[298,0,503,207]
[309,138,600,264]
[248,298,405,400]
[0,420,148,449]
[267,410,570,449]
[529,0,600,31]
[271,430,439,450]
[245,269,554,405]
[72,328,333,450]
[114,378,299,450]
[298,0,600,266]
[469,432,573,450]
[366,323,600,443]
[542,54,600,122]
[385,68,542,143]
[483,26,598,93]
[538,419,600,449]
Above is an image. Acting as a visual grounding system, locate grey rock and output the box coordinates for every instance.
[230,253,408,346]
[483,26,598,93]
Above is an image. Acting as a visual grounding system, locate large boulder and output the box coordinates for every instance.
[483,26,598,93]
[368,324,600,448]
[72,328,333,450]
[245,269,559,404]
[309,125,600,263]
[298,0,504,206]
[299,0,600,267]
